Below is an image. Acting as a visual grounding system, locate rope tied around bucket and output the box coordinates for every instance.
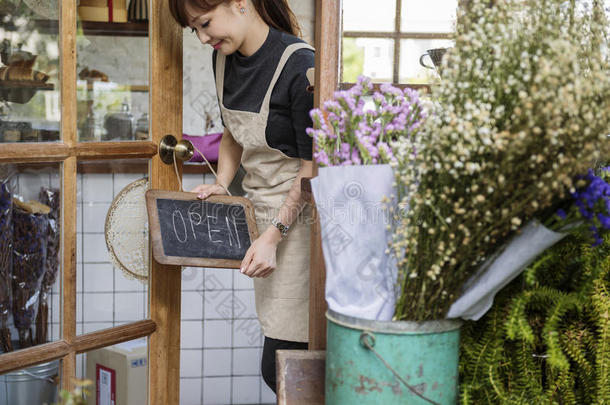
[359,331,441,405]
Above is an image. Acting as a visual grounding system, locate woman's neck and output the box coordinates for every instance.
[238,17,270,57]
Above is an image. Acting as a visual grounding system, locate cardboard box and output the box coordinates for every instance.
[86,338,148,405]
[78,6,128,22]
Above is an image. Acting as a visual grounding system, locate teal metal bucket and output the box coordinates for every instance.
[326,310,461,405]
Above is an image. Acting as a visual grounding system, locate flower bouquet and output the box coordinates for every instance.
[390,0,610,322]
[308,76,425,321]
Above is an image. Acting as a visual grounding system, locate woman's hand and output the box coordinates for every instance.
[240,227,283,278]
[190,183,228,199]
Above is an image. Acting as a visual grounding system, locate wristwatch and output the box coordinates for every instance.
[271,218,290,239]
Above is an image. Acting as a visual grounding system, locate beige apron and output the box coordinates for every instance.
[216,43,314,342]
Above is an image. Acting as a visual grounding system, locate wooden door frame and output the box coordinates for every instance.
[0,0,182,403]
[148,0,183,402]
[309,0,341,351]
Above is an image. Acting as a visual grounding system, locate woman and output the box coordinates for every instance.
[169,0,314,393]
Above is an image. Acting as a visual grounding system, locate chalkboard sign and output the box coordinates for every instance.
[145,190,259,268]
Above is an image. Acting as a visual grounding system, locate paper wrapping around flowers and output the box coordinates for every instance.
[311,165,398,321]
[446,220,567,320]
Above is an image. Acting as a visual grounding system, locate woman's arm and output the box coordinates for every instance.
[191,128,243,197]
[240,159,313,278]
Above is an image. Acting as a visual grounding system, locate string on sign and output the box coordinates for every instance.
[171,141,233,196]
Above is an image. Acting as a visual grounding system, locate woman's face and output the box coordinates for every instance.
[186,1,246,55]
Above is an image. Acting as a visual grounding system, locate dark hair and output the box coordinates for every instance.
[168,0,302,37]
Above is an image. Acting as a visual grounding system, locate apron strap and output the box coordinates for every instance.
[261,43,315,112]
[215,43,314,111]
[215,52,227,106]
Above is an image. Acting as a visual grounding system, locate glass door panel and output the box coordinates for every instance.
[0,162,61,354]
[76,337,149,404]
[76,160,149,335]
[75,11,149,142]
[0,0,61,143]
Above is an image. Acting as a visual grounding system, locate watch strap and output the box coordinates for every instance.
[271,218,289,238]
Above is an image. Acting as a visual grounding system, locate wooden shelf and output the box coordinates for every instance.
[0,80,55,103]
[0,80,54,90]
[79,21,148,37]
[1,20,148,37]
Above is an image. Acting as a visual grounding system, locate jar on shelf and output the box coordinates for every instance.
[134,112,148,140]
[103,100,134,141]
[78,100,97,142]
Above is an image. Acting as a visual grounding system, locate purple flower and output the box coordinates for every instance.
[556,208,567,220]
[565,167,610,244]
[351,149,362,165]
[307,75,425,166]
[339,143,351,160]
[598,213,610,229]
[314,150,330,166]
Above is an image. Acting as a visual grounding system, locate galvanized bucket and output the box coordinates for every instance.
[0,360,59,405]
[326,310,461,405]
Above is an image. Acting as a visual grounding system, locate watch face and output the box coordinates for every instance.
[273,219,288,236]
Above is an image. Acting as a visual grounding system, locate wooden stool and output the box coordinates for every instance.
[276,350,325,405]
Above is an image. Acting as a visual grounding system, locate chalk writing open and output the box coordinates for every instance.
[156,198,251,261]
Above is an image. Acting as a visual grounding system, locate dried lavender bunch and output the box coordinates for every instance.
[307,75,425,166]
[36,187,60,345]
[391,0,610,321]
[0,182,12,352]
[12,208,48,348]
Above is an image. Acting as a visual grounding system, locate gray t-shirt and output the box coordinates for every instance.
[213,27,314,160]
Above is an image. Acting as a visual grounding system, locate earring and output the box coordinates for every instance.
[240,7,246,14]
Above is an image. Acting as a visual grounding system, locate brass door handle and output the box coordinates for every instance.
[159,134,194,165]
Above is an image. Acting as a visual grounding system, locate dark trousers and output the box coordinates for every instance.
[261,336,308,393]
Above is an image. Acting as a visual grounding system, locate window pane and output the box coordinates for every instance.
[0,0,61,143]
[77,160,149,335]
[0,163,62,354]
[76,337,148,403]
[401,0,458,32]
[399,39,453,84]
[342,38,365,82]
[343,0,396,32]
[76,12,149,142]
[343,38,394,83]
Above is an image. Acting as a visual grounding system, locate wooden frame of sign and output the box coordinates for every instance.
[146,190,259,268]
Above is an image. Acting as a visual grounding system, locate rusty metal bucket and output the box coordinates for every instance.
[325,310,461,405]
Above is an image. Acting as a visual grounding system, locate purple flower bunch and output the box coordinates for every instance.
[554,167,610,246]
[306,76,425,167]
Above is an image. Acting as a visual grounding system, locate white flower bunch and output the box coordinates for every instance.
[391,0,610,321]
